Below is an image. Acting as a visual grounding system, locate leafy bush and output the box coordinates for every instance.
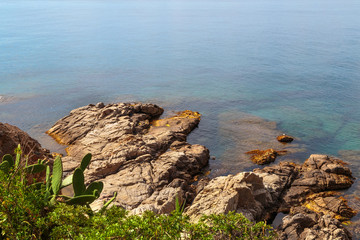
[186,212,276,240]
[44,205,276,240]
[0,161,48,239]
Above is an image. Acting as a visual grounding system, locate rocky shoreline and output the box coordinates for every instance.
[1,102,358,239]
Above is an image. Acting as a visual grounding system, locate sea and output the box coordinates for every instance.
[1,0,360,234]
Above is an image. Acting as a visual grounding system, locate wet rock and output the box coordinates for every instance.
[277,134,294,143]
[278,214,352,240]
[47,103,209,213]
[246,149,287,165]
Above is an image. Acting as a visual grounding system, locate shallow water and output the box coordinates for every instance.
[1,0,360,235]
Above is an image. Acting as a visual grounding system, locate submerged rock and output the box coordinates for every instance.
[277,134,294,143]
[47,103,209,213]
[246,148,287,165]
[216,111,306,173]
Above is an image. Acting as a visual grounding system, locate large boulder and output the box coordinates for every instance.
[47,102,209,213]
[185,162,299,222]
[0,122,50,164]
[282,154,354,209]
[185,172,274,222]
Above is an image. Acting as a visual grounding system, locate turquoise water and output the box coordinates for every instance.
[1,0,360,170]
[1,0,360,233]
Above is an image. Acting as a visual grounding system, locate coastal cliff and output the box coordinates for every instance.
[1,102,357,238]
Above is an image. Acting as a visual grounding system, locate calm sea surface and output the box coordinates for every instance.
[1,0,360,226]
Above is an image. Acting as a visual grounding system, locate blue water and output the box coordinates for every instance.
[1,0,360,172]
[1,0,360,234]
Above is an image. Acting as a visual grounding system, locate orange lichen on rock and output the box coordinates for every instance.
[45,130,67,145]
[246,148,287,165]
[302,192,357,221]
[151,110,201,127]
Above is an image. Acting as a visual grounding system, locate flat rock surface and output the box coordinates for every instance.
[47,103,209,213]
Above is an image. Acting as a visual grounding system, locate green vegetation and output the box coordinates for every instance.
[0,146,276,239]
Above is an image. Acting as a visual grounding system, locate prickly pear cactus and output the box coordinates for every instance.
[0,154,14,174]
[66,194,97,205]
[0,161,10,174]
[25,163,46,174]
[51,156,63,196]
[2,154,14,168]
[73,168,86,197]
[80,153,92,171]
[84,181,103,198]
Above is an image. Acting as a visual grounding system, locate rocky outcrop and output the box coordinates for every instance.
[186,154,356,239]
[300,192,357,221]
[46,103,356,238]
[47,102,209,213]
[281,154,354,210]
[278,214,351,240]
[0,122,50,164]
[185,161,298,222]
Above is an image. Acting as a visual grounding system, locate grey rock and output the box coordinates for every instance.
[185,172,274,222]
[278,214,351,240]
[47,103,209,213]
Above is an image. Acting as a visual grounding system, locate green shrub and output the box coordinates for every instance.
[0,164,48,239]
[45,205,276,240]
[186,211,276,240]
